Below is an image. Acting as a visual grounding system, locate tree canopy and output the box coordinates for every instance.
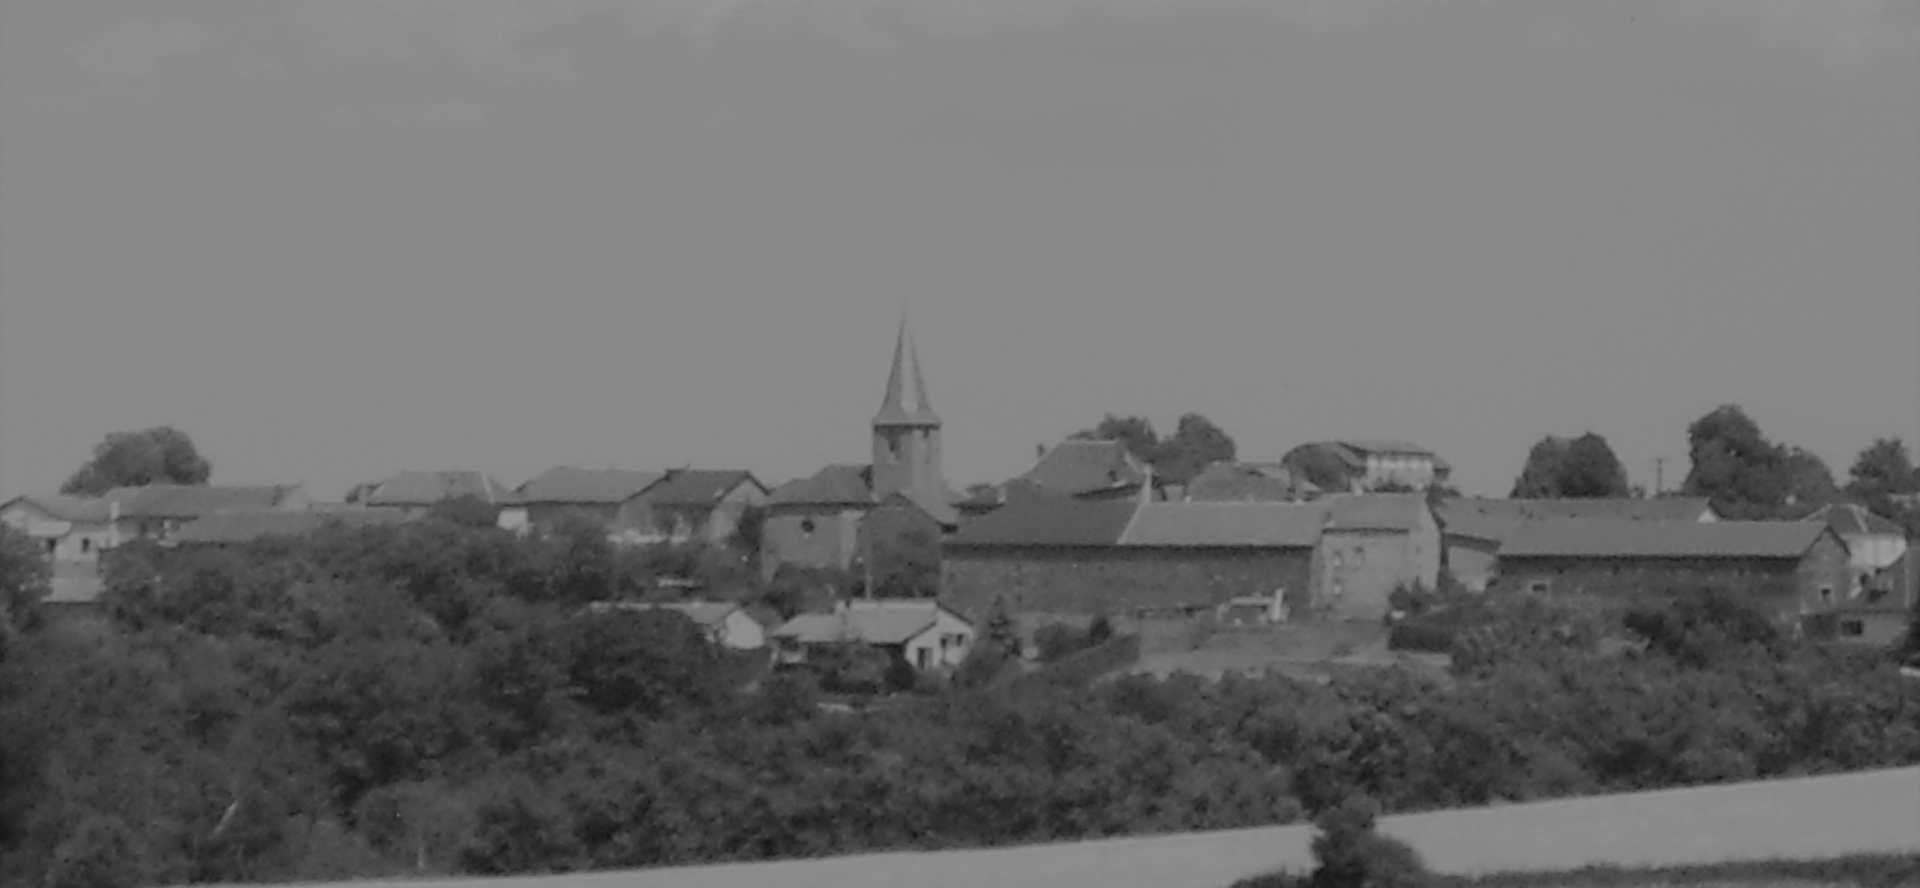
[60,426,212,496]
[1069,412,1237,485]
[1510,433,1631,499]
[1680,405,1836,519]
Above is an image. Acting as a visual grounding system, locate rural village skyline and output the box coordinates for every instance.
[2,0,1917,501]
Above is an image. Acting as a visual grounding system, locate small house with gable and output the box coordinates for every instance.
[770,599,974,670]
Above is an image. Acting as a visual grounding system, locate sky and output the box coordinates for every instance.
[1,0,1916,501]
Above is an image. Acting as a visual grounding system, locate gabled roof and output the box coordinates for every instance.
[515,467,663,505]
[1183,462,1313,502]
[1020,439,1151,497]
[0,494,114,524]
[1325,494,1429,533]
[1499,519,1834,560]
[1120,501,1328,548]
[171,508,409,545]
[883,488,961,528]
[872,316,941,428]
[362,471,512,507]
[109,484,305,520]
[946,488,1137,547]
[1336,439,1436,457]
[642,469,765,507]
[1804,503,1907,538]
[772,599,967,645]
[767,464,874,508]
[1438,496,1718,544]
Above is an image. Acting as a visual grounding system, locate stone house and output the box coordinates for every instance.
[358,470,513,517]
[1017,439,1154,502]
[1317,494,1442,621]
[1436,496,1720,592]
[498,467,665,536]
[761,318,961,579]
[769,599,975,671]
[1282,440,1452,493]
[1488,519,1852,624]
[1802,503,1909,596]
[627,469,768,547]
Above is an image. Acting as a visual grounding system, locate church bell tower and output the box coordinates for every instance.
[871,316,944,504]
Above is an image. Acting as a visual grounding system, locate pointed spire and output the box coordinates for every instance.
[873,314,940,427]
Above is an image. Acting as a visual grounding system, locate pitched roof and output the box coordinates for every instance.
[110,484,304,519]
[1804,503,1907,537]
[886,488,961,528]
[1499,519,1832,560]
[1120,501,1328,548]
[1183,462,1313,502]
[1020,439,1150,497]
[767,465,874,507]
[872,316,941,428]
[1324,493,1429,532]
[171,508,410,545]
[642,470,764,507]
[1438,497,1718,543]
[946,489,1137,547]
[516,467,663,505]
[1336,439,1436,457]
[772,600,964,645]
[1,494,114,524]
[362,471,511,507]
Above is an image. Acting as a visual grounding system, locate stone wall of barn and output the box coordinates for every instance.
[1487,532,1851,619]
[941,546,1315,621]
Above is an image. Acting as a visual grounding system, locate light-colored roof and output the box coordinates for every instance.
[363,471,512,507]
[1,494,113,524]
[1804,503,1906,538]
[1499,519,1832,560]
[1020,439,1151,497]
[772,600,964,645]
[108,484,304,519]
[516,468,663,505]
[1438,497,1718,543]
[1336,439,1436,457]
[171,508,409,545]
[1325,494,1428,532]
[1120,501,1328,548]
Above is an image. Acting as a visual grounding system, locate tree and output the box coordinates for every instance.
[61,426,212,496]
[1155,413,1238,485]
[1681,405,1793,519]
[0,526,50,638]
[1511,433,1629,499]
[1779,446,1840,510]
[1846,438,1920,536]
[1286,444,1356,493]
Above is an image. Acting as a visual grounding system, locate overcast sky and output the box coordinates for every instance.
[1,0,1916,500]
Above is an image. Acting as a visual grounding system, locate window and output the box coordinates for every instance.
[80,538,92,554]
[1528,580,1551,595]
[799,518,816,535]
[1840,619,1865,637]
[1819,586,1834,605]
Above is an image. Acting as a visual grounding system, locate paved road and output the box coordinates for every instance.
[260,766,1920,888]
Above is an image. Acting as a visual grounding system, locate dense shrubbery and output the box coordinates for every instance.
[2,519,1917,883]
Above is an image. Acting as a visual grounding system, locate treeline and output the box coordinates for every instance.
[2,515,1918,885]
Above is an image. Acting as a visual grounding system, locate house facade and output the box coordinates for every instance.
[770,599,974,670]
[760,318,961,579]
[358,470,513,517]
[1803,503,1909,596]
[1488,519,1851,624]
[0,495,118,564]
[1436,496,1719,592]
[500,467,664,535]
[1316,494,1442,621]
[1282,440,1452,494]
[627,470,768,547]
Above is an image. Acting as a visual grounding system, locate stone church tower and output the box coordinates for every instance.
[870,316,945,507]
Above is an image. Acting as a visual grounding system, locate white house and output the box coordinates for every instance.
[770,599,975,670]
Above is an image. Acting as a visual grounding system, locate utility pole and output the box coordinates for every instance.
[1654,458,1666,497]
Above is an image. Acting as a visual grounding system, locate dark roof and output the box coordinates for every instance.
[110,484,305,520]
[1183,462,1313,502]
[642,470,765,507]
[1438,497,1718,543]
[1804,503,1906,537]
[516,467,663,505]
[0,494,113,524]
[1121,501,1327,548]
[1499,519,1833,560]
[1335,439,1436,457]
[767,465,874,507]
[1020,440,1150,497]
[872,317,941,428]
[171,508,410,545]
[881,488,961,528]
[946,489,1137,548]
[363,471,511,507]
[1325,494,1430,532]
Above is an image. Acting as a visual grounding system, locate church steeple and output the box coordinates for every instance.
[872,315,940,428]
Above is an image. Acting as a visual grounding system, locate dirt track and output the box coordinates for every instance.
[262,766,1920,888]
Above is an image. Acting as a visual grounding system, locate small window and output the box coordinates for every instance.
[1819,586,1834,605]
[80,538,92,554]
[43,539,56,555]
[1840,619,1865,637]
[800,518,816,535]
[1527,580,1551,595]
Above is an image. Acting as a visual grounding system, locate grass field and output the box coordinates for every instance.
[243,766,1920,888]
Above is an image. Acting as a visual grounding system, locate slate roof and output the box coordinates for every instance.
[171,508,410,545]
[1020,439,1151,497]
[945,489,1138,548]
[1183,462,1312,502]
[767,465,875,507]
[642,470,763,507]
[772,600,965,645]
[1437,497,1718,544]
[1325,494,1429,532]
[1,494,114,524]
[362,471,512,507]
[1804,503,1907,538]
[108,484,305,519]
[1120,501,1328,548]
[515,468,663,505]
[1499,519,1832,560]
[872,318,942,427]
